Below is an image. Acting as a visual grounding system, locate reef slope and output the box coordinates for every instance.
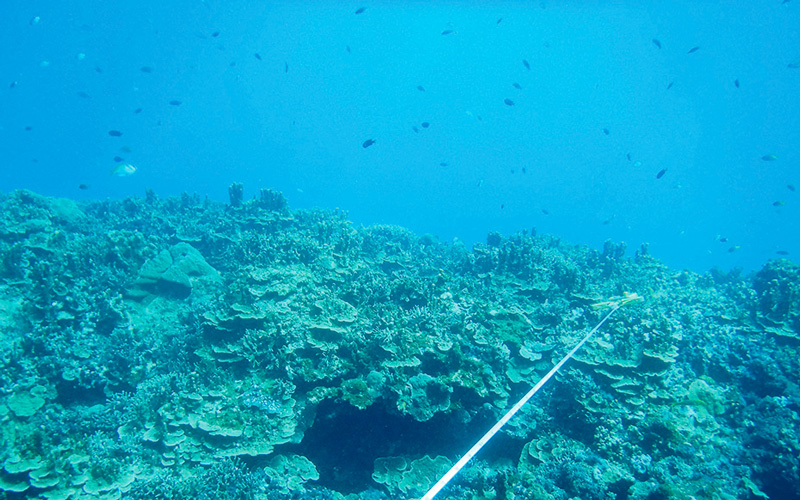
[0,189,798,500]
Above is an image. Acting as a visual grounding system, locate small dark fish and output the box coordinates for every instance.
[762,154,778,161]
[169,100,182,106]
[719,237,728,243]
[603,220,611,225]
[113,156,124,162]
[355,7,366,14]
[362,139,375,148]
[522,59,530,70]
[497,18,502,24]
[441,30,454,35]
[728,246,740,253]
[9,81,18,88]
[254,53,262,60]
[284,61,288,73]
[788,184,796,192]
[512,82,522,89]
[24,126,32,131]
[734,79,739,88]
[626,153,631,161]
[440,162,448,167]
[412,126,419,133]
[140,66,153,73]
[656,168,667,179]
[541,209,549,215]
[777,250,790,256]
[773,200,786,207]
[346,45,351,54]
[229,61,236,67]
[78,184,89,190]
[211,31,220,37]
[421,122,430,128]
[521,167,526,174]
[788,58,800,69]
[501,204,505,209]
[504,98,515,106]
[108,130,123,137]
[134,108,143,114]
[652,39,662,49]
[94,66,103,73]
[603,128,609,135]
[417,85,426,91]
[77,91,91,98]
[666,81,674,90]
[687,46,700,54]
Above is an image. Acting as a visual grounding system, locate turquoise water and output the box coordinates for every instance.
[1,3,800,500]
[2,2,798,272]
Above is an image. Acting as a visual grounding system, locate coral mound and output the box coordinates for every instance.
[0,189,797,500]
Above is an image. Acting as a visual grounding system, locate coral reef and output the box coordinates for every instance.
[0,188,797,500]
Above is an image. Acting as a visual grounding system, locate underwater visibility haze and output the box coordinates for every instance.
[1,2,800,500]
[2,1,799,271]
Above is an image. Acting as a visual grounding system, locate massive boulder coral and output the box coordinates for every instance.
[128,242,220,300]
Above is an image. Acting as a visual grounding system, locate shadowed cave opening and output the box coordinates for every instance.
[283,398,527,494]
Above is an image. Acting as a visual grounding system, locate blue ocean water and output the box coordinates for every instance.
[1,1,798,273]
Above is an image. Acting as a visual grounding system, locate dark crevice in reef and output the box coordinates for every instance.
[53,378,108,407]
[283,398,526,494]
[756,476,800,500]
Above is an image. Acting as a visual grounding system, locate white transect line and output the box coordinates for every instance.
[418,304,623,500]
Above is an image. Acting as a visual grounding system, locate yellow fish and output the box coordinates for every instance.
[111,163,136,176]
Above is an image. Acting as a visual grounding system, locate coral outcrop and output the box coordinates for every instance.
[0,189,797,500]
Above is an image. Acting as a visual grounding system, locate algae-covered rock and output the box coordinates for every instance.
[9,190,85,226]
[130,242,219,300]
[397,373,452,421]
[685,378,727,416]
[341,372,384,409]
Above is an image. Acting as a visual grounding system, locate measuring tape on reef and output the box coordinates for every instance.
[417,292,643,500]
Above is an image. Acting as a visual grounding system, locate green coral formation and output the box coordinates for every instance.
[0,188,798,499]
[372,455,451,496]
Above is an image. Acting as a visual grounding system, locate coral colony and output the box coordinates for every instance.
[0,187,796,500]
